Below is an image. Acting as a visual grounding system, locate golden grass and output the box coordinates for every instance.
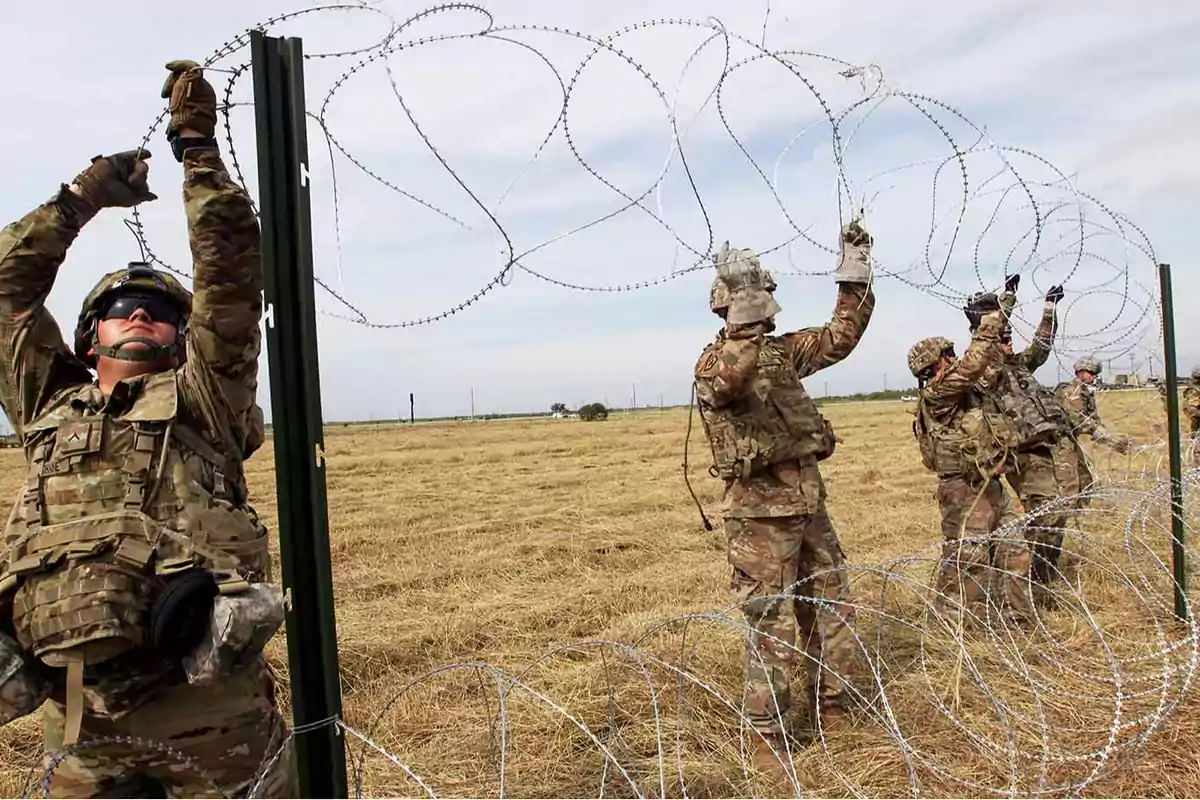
[2,389,1197,797]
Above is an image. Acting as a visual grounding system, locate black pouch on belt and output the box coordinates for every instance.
[149,569,219,661]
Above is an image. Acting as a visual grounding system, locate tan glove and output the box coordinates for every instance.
[1108,433,1133,454]
[162,59,217,140]
[834,219,872,283]
[726,287,781,326]
[68,149,157,209]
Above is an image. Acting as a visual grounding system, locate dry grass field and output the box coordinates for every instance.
[2,389,1198,797]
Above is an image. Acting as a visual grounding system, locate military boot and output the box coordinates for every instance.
[749,732,806,792]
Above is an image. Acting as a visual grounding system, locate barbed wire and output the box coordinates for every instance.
[6,3,1195,798]
[114,0,1163,363]
[16,468,1196,797]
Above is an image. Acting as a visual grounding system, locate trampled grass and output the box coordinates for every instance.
[2,389,1197,797]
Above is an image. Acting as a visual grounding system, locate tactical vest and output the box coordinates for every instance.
[698,338,836,480]
[0,370,270,724]
[912,391,1012,478]
[985,360,1069,450]
[1055,380,1096,431]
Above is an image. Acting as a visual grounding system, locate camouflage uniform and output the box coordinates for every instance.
[976,291,1072,588]
[1053,358,1132,506]
[695,225,874,735]
[908,309,1032,624]
[0,63,296,798]
[1185,369,1200,467]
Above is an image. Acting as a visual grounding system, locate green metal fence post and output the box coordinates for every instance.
[251,29,349,797]
[1158,262,1188,624]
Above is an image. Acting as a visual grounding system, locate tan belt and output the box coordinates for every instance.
[63,653,84,747]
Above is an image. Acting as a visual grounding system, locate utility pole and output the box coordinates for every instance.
[470,387,475,420]
[883,373,888,392]
[632,382,637,410]
[409,392,414,424]
[251,29,347,797]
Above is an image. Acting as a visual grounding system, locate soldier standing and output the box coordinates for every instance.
[1053,357,1134,506]
[0,61,296,796]
[973,276,1072,598]
[1185,367,1200,467]
[907,295,1033,626]
[694,221,874,775]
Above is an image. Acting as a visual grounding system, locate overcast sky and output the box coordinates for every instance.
[1,0,1196,422]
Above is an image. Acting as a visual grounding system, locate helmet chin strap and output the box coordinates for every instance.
[92,336,178,363]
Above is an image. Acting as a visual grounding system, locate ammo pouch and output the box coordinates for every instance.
[911,410,938,473]
[5,510,162,670]
[149,569,220,661]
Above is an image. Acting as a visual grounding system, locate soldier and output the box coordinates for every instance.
[1053,357,1133,506]
[0,61,296,797]
[694,221,874,774]
[974,275,1072,597]
[1186,366,1200,467]
[907,295,1033,627]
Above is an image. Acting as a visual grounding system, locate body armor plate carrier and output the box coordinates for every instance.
[0,371,269,742]
[698,339,837,479]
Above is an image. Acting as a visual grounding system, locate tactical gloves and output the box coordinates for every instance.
[162,59,218,161]
[833,219,872,284]
[68,150,157,210]
[1045,284,1064,304]
[726,289,781,326]
[963,291,1000,330]
[713,242,781,326]
[1109,433,1133,454]
[182,583,285,687]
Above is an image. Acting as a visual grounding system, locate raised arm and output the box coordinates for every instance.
[780,220,876,378]
[177,147,263,451]
[1018,285,1061,371]
[166,61,264,457]
[923,309,1004,416]
[0,152,156,436]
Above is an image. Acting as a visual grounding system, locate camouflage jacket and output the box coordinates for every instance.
[914,312,1008,476]
[694,282,874,518]
[977,299,1068,449]
[0,148,266,716]
[1185,384,1200,435]
[1054,378,1128,449]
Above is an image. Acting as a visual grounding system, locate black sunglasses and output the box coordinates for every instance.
[100,292,182,326]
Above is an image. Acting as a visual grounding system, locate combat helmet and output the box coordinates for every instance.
[1073,356,1102,375]
[908,336,955,379]
[74,262,192,368]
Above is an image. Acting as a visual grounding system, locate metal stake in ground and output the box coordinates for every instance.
[251,29,349,797]
[1158,262,1188,624]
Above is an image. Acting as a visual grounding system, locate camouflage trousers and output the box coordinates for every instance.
[1006,445,1069,586]
[726,512,856,734]
[40,659,297,798]
[934,473,1032,623]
